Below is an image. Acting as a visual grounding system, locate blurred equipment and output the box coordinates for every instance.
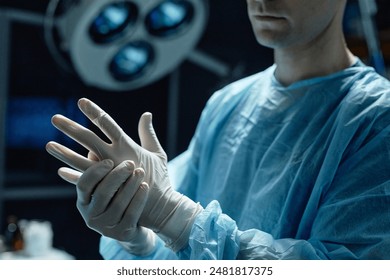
[44,0,209,91]
[358,0,386,75]
[0,218,74,260]
[4,215,23,251]
[21,220,53,257]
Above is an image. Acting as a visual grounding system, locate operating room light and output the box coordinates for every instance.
[109,41,154,81]
[89,2,138,44]
[45,0,208,91]
[146,0,194,37]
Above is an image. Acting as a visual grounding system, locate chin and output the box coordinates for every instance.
[251,26,290,47]
[254,35,288,49]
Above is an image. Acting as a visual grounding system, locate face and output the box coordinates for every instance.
[246,0,346,50]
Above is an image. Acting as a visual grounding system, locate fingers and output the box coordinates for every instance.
[51,114,109,160]
[138,112,165,157]
[76,159,114,205]
[89,161,136,216]
[117,182,149,232]
[88,151,100,161]
[58,167,82,185]
[103,168,147,225]
[72,158,150,241]
[78,98,126,143]
[46,141,96,172]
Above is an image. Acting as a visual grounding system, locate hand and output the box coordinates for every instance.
[63,159,156,255]
[47,98,175,228]
[46,98,203,252]
[47,98,168,189]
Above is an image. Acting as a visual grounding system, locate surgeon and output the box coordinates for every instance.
[46,0,390,259]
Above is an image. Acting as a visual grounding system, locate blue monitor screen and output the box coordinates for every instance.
[6,96,87,149]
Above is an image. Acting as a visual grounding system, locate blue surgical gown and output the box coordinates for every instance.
[100,59,390,259]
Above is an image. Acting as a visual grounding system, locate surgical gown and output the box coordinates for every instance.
[100,59,390,259]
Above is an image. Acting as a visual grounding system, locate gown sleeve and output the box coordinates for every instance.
[99,235,178,260]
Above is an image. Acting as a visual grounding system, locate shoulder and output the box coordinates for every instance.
[338,65,390,147]
[345,63,390,104]
[343,66,390,121]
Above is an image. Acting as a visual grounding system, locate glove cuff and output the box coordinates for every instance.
[157,195,203,252]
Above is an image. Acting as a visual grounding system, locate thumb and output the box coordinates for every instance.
[138,112,165,156]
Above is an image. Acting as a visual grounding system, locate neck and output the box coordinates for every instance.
[274,21,355,86]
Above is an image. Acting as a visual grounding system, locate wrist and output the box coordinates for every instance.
[157,195,203,252]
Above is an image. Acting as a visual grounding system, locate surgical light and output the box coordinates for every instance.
[45,0,209,91]
[89,2,138,44]
[109,41,154,81]
[146,0,194,37]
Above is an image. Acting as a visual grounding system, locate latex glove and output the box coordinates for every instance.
[46,145,157,256]
[60,159,156,256]
[46,98,203,252]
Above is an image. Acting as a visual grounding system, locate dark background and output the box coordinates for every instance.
[0,0,388,259]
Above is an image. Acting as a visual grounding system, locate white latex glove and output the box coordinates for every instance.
[47,141,156,256]
[59,159,156,256]
[46,98,203,252]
